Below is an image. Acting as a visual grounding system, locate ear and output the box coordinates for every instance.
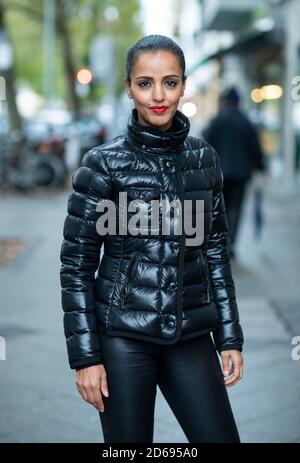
[124,80,132,99]
[181,77,187,97]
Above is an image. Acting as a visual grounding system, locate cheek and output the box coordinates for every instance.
[132,90,149,106]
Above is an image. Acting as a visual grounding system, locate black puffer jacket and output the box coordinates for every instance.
[60,108,244,370]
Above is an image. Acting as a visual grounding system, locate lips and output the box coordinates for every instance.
[150,106,169,113]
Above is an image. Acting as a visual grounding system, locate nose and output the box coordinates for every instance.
[152,84,165,102]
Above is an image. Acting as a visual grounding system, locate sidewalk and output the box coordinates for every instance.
[0,176,299,443]
[228,177,300,443]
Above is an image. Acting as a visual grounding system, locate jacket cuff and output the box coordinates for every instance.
[70,356,103,370]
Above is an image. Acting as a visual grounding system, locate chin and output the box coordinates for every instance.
[138,108,174,129]
[149,113,172,125]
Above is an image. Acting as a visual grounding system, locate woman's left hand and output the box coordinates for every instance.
[221,350,244,387]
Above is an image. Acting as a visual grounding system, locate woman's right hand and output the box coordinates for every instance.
[75,364,109,413]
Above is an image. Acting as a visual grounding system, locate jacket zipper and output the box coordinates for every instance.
[202,256,211,302]
[119,252,142,308]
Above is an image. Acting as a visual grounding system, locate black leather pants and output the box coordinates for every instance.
[98,331,240,443]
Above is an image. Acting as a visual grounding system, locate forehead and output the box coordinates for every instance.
[132,50,181,76]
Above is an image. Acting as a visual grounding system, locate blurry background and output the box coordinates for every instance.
[0,0,299,443]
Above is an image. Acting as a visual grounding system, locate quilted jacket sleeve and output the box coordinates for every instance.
[206,148,244,354]
[60,147,112,370]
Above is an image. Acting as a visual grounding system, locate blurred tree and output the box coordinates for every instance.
[55,0,80,115]
[2,0,141,116]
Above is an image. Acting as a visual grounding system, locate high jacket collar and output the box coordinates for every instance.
[125,107,190,155]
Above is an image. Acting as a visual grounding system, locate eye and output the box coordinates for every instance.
[138,81,151,88]
[165,80,178,87]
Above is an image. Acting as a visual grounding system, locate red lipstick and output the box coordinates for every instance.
[150,106,169,114]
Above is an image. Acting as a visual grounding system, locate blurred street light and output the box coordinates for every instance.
[251,85,283,103]
[182,102,197,117]
[262,85,283,100]
[76,68,93,85]
[75,68,93,98]
[251,88,264,103]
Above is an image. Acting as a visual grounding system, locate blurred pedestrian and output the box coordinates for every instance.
[203,87,265,258]
[60,36,244,443]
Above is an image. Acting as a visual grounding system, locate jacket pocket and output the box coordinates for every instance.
[125,186,161,201]
[119,252,142,308]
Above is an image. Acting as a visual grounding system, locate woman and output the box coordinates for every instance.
[60,35,244,443]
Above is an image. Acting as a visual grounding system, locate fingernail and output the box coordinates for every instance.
[224,370,229,376]
[104,391,109,397]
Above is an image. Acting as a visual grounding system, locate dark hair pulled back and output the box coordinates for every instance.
[125,34,186,83]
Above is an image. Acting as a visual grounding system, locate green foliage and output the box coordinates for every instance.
[4,1,45,94]
[4,0,142,107]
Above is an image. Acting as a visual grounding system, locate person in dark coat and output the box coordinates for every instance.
[60,35,244,443]
[203,87,265,258]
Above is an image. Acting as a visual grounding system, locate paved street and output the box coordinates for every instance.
[0,175,299,443]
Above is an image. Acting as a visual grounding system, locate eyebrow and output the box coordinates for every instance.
[135,74,180,80]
